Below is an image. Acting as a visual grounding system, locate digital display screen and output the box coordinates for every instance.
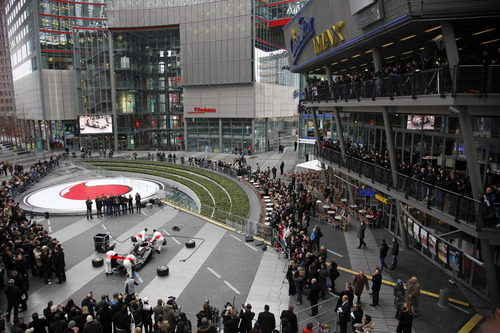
[79,115,113,135]
[407,115,435,130]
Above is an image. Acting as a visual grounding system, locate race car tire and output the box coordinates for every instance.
[92,257,104,267]
[185,240,196,248]
[162,240,167,246]
[157,265,169,277]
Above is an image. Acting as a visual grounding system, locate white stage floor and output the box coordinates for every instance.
[24,177,162,214]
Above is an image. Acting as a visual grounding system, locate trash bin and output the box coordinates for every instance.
[94,233,110,253]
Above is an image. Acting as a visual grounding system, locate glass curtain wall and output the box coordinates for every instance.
[253,0,302,88]
[74,29,112,151]
[112,28,183,150]
[38,0,107,69]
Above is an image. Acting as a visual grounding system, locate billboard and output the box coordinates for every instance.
[79,115,113,135]
[407,115,435,130]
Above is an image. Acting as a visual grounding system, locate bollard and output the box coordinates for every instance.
[437,288,449,308]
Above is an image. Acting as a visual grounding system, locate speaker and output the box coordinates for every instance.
[45,212,50,219]
[245,235,254,242]
[261,245,267,251]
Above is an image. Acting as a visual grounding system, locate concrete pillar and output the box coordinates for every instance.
[333,108,346,157]
[441,21,459,78]
[310,107,327,184]
[371,47,383,73]
[333,107,354,203]
[107,30,119,153]
[454,106,498,305]
[219,118,223,153]
[325,65,333,98]
[455,107,483,199]
[382,107,408,248]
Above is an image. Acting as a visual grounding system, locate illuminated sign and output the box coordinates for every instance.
[187,107,216,114]
[312,21,345,55]
[375,194,388,204]
[359,185,375,197]
[290,16,315,65]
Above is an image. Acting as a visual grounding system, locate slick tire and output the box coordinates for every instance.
[157,265,169,277]
[185,240,196,248]
[92,257,104,267]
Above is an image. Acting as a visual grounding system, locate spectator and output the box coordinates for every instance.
[354,315,374,333]
[351,303,364,332]
[396,303,414,333]
[302,322,314,333]
[336,295,351,333]
[256,305,275,333]
[280,305,298,333]
[379,240,389,272]
[239,304,254,333]
[393,279,405,319]
[406,276,421,316]
[390,238,399,270]
[352,271,370,304]
[370,269,382,307]
[307,278,321,316]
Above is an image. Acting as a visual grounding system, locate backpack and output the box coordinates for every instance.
[184,320,192,333]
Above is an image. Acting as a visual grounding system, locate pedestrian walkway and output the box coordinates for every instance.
[344,227,399,331]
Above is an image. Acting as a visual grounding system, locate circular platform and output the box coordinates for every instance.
[24,177,163,215]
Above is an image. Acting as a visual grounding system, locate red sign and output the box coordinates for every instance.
[187,107,216,114]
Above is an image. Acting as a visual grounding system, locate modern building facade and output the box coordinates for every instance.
[4,0,107,151]
[284,0,500,305]
[0,0,17,145]
[4,0,304,153]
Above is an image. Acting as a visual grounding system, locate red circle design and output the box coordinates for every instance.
[60,182,132,200]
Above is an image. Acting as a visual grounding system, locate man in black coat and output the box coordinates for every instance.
[222,307,239,333]
[336,295,351,333]
[280,305,298,333]
[307,278,321,316]
[379,239,389,271]
[28,312,49,333]
[5,279,22,323]
[391,237,399,270]
[86,197,93,220]
[112,305,131,333]
[256,305,275,333]
[357,222,367,248]
[53,244,66,284]
[95,196,102,218]
[370,269,382,307]
[238,304,254,333]
[135,193,142,213]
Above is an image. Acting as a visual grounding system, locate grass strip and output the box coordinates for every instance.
[85,160,249,218]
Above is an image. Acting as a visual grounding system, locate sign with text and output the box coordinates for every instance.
[187,107,216,114]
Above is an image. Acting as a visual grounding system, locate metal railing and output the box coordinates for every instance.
[317,147,492,230]
[302,65,500,103]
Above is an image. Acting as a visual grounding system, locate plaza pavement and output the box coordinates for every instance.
[1,143,483,332]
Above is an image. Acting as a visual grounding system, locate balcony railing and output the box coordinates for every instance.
[302,65,500,103]
[318,147,496,231]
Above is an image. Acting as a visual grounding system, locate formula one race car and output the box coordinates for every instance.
[93,230,167,274]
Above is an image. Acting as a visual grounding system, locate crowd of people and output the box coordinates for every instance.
[304,57,443,103]
[319,140,500,226]
[1,155,68,328]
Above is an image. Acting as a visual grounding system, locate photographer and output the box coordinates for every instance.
[81,292,97,318]
[96,295,112,333]
[238,304,254,333]
[196,303,211,328]
[222,306,239,333]
[162,298,180,333]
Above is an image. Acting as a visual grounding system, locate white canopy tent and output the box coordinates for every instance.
[296,159,324,171]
